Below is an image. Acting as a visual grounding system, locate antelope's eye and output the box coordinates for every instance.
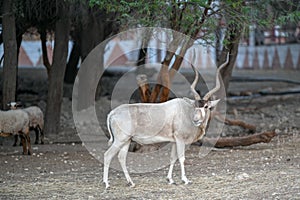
[204,105,209,109]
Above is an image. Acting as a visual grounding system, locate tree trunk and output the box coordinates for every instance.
[218,10,243,94]
[64,5,116,85]
[159,39,193,102]
[74,40,106,111]
[40,28,51,74]
[75,21,106,111]
[64,40,80,84]
[44,3,70,136]
[2,0,17,110]
[136,28,152,77]
[219,38,240,93]
[80,13,103,60]
[149,37,180,103]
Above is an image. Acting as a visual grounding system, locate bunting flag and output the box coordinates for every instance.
[271,48,281,69]
[284,47,294,70]
[252,50,260,70]
[18,46,33,66]
[1,41,299,70]
[262,48,270,69]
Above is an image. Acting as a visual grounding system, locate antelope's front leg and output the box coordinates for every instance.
[176,139,192,184]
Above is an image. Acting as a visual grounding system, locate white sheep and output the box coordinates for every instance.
[8,102,44,145]
[0,109,32,155]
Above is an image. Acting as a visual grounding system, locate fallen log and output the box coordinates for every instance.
[200,131,276,148]
[214,112,256,132]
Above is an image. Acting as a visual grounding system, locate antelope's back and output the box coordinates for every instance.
[108,99,182,138]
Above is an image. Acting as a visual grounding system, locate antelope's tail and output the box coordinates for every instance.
[106,112,114,146]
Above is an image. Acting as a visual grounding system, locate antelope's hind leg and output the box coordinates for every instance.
[103,141,125,189]
[167,143,177,184]
[118,140,135,187]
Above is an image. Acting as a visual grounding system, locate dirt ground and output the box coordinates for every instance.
[0,68,300,199]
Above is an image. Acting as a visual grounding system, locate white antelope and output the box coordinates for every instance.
[103,55,229,188]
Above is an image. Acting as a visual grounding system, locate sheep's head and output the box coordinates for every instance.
[7,102,22,110]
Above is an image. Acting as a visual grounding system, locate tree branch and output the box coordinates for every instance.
[214,112,256,132]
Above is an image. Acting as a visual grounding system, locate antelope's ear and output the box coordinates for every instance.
[208,99,220,109]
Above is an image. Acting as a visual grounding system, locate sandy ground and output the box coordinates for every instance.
[0,68,300,199]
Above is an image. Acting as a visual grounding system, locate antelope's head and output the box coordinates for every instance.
[190,54,228,126]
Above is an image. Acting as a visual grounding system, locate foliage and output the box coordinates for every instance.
[269,0,300,25]
[90,0,219,38]
[90,0,300,42]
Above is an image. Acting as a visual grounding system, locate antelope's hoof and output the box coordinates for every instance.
[184,180,192,185]
[104,181,110,189]
[127,182,135,188]
[167,178,175,185]
[182,178,192,185]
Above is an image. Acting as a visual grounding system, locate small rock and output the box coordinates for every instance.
[277,104,283,110]
[281,116,288,123]
[235,172,250,180]
[240,91,253,96]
